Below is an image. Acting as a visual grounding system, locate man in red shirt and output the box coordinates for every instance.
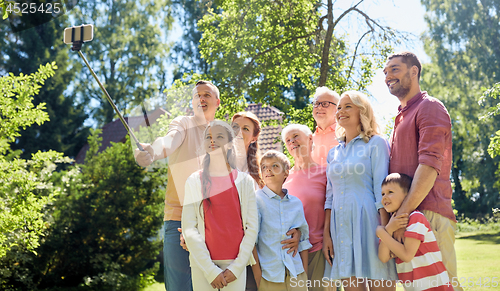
[383,51,462,291]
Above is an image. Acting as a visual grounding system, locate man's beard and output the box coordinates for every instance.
[390,71,411,99]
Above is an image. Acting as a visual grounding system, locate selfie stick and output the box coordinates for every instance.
[69,26,144,151]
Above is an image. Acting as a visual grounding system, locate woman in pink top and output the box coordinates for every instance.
[282,124,333,291]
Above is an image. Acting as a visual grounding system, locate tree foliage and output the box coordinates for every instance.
[421,0,500,216]
[1,0,7,20]
[69,0,174,126]
[0,63,73,290]
[480,83,500,158]
[170,0,313,111]
[422,0,500,85]
[170,0,221,79]
[197,0,401,111]
[0,62,166,290]
[0,11,89,159]
[0,63,51,153]
[0,62,66,258]
[1,131,167,290]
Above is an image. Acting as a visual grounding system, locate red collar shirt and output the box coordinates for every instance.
[389,91,456,222]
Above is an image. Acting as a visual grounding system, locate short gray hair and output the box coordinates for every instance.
[312,86,340,104]
[281,124,313,143]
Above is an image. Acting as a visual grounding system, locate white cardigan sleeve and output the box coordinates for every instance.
[181,173,222,283]
[226,173,258,278]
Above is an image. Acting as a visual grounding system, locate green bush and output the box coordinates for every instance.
[456,208,500,233]
[1,130,167,290]
[0,62,59,259]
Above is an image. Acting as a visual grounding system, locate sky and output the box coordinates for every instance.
[349,0,429,130]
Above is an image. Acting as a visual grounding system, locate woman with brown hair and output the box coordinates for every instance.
[231,111,301,291]
[231,111,264,189]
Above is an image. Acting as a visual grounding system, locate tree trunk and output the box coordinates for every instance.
[318,0,334,87]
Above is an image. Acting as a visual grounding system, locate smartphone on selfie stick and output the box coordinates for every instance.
[64,24,145,151]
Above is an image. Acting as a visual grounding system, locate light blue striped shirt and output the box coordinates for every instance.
[256,186,312,283]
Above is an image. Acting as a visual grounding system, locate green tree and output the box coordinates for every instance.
[481,83,500,157]
[70,0,174,126]
[421,0,500,216]
[170,0,221,79]
[480,83,500,197]
[1,130,167,290]
[171,0,315,112]
[0,11,89,159]
[197,0,402,111]
[1,0,7,20]
[0,62,69,271]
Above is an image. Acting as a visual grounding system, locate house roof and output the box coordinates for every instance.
[246,103,283,154]
[75,108,168,164]
[75,104,285,164]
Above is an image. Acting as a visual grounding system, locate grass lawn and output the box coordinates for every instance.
[144,231,500,291]
[144,282,165,291]
[455,231,500,291]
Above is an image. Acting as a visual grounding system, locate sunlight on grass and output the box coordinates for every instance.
[456,231,500,291]
[143,231,500,291]
[143,282,165,291]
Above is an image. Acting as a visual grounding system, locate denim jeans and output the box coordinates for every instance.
[163,220,192,291]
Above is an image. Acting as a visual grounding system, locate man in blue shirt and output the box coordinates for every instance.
[252,150,312,290]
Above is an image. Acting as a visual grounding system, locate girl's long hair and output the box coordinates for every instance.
[201,120,237,211]
[335,91,380,143]
[231,111,264,188]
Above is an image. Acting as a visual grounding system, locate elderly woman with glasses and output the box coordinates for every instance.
[281,124,334,291]
[311,87,340,167]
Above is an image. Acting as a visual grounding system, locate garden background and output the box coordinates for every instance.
[1,0,499,290]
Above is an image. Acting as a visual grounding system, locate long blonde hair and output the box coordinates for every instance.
[335,91,380,143]
[231,111,264,188]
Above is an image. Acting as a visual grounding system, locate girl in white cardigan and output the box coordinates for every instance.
[182,120,258,291]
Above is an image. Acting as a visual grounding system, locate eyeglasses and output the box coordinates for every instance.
[312,101,336,108]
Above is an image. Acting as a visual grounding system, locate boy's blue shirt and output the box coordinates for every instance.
[255,186,312,283]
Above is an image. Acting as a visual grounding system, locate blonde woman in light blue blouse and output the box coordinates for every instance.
[323,91,397,291]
